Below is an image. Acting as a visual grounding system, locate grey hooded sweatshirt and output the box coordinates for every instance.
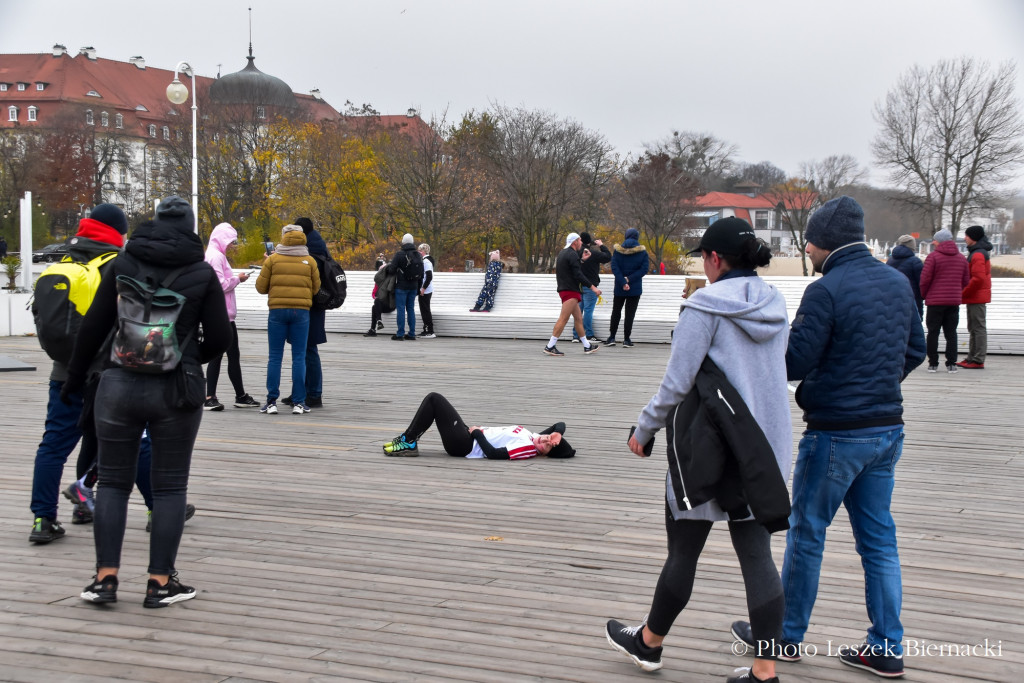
[635,275,792,522]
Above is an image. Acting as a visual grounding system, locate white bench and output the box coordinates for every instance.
[233,271,1024,353]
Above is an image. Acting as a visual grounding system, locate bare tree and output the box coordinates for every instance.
[651,130,739,192]
[618,151,699,268]
[736,161,787,191]
[873,57,1024,236]
[800,154,867,202]
[766,179,819,276]
[480,105,614,272]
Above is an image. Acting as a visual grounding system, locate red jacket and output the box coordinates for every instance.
[920,241,969,306]
[962,241,992,304]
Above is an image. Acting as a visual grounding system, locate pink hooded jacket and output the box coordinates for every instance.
[205,222,240,321]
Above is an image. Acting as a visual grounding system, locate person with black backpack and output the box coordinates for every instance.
[63,196,231,609]
[28,204,127,544]
[387,233,424,340]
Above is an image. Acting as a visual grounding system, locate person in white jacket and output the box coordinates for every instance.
[203,223,259,410]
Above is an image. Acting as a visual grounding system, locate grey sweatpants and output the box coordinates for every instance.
[965,303,987,364]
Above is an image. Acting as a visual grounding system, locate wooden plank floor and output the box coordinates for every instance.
[0,331,1021,682]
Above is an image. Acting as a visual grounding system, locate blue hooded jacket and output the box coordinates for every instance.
[886,244,923,313]
[611,229,651,297]
[787,243,926,430]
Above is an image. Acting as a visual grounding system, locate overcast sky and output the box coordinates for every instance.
[3,0,1023,187]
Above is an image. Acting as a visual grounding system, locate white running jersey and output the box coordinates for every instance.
[467,425,538,460]
[422,257,434,294]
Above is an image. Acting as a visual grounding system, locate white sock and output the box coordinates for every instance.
[582,338,592,349]
[548,336,559,348]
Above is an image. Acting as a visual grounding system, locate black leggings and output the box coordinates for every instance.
[609,295,640,340]
[646,509,784,654]
[403,392,474,456]
[418,292,434,333]
[206,322,245,398]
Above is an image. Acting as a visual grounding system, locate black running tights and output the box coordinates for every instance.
[646,509,784,650]
[609,295,640,340]
[404,392,474,456]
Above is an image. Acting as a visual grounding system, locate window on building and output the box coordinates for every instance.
[17,83,26,91]
[754,210,769,230]
[176,130,182,142]
[0,84,7,92]
[8,106,17,122]
[119,167,128,185]
[256,106,266,120]
[101,112,109,127]
[115,113,123,128]
[86,90,100,97]
[85,110,94,125]
[27,106,37,122]
[771,236,781,250]
[148,124,156,138]
[162,126,170,140]
[36,83,45,91]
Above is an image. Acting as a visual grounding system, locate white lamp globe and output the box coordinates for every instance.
[166,79,189,105]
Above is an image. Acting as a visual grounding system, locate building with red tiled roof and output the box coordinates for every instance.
[694,190,818,255]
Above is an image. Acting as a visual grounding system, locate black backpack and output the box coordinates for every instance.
[311,253,347,311]
[396,250,424,283]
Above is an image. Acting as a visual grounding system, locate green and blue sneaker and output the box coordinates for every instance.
[383,434,419,456]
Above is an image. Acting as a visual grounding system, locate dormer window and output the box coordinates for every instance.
[17,83,27,91]
[162,126,170,140]
[28,106,37,122]
[100,112,109,127]
[36,83,45,91]
[148,124,156,138]
[86,90,100,97]
[8,106,17,122]
[256,106,266,120]
[135,105,148,111]
[115,113,123,128]
[0,84,7,92]
[85,110,94,125]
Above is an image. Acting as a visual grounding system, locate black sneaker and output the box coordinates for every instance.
[146,503,196,533]
[730,621,802,661]
[605,619,663,672]
[946,363,958,374]
[623,339,634,348]
[376,320,385,330]
[81,574,118,603]
[604,337,617,347]
[583,342,600,354]
[838,643,905,678]
[363,328,378,337]
[70,502,93,525]
[927,365,938,373]
[280,396,294,406]
[203,397,224,411]
[391,334,404,341]
[29,517,66,544]
[144,571,197,608]
[543,345,564,356]
[234,394,259,408]
[726,668,780,683]
[404,334,416,341]
[306,396,323,408]
[571,337,581,343]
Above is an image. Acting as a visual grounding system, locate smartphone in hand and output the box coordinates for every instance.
[628,426,654,456]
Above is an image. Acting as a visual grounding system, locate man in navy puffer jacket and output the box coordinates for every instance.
[775,196,924,677]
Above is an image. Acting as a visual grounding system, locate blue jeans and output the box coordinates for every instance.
[395,288,417,338]
[31,381,84,519]
[782,427,905,655]
[574,288,598,339]
[266,308,309,405]
[93,369,202,574]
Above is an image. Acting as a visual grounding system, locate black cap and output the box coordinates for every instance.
[686,217,756,256]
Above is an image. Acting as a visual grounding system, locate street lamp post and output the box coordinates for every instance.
[166,61,199,233]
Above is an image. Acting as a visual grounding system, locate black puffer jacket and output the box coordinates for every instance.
[666,357,791,532]
[65,212,231,392]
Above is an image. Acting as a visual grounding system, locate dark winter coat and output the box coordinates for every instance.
[920,241,969,306]
[305,229,329,345]
[886,245,923,315]
[787,243,926,431]
[611,240,651,297]
[388,243,424,291]
[555,246,594,293]
[963,238,993,305]
[580,241,611,286]
[667,357,792,532]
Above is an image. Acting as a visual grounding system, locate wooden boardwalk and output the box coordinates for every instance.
[0,331,1021,682]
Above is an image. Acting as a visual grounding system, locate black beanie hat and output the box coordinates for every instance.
[965,225,985,241]
[539,422,575,458]
[293,217,314,235]
[580,232,592,245]
[155,196,196,233]
[804,195,865,251]
[90,203,128,234]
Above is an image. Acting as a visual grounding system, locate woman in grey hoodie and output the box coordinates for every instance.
[605,217,791,683]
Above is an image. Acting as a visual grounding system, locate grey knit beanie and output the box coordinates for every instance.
[933,229,953,243]
[804,196,865,251]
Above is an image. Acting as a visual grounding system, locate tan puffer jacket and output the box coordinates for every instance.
[255,229,321,310]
